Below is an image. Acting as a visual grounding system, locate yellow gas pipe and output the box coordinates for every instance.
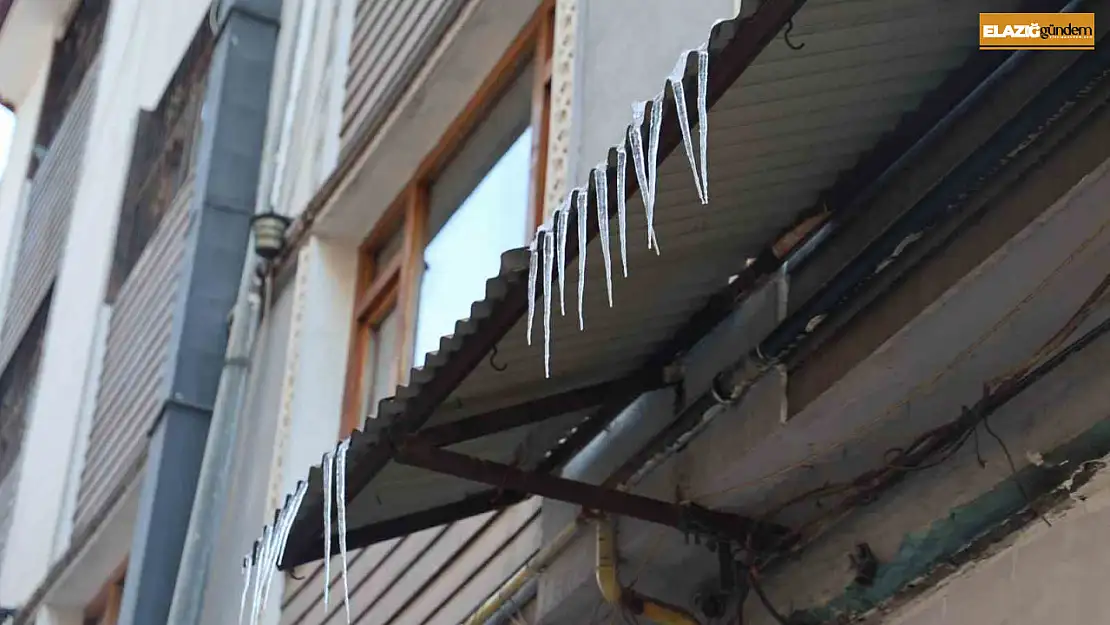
[596,518,700,625]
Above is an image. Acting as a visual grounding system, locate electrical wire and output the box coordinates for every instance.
[982,412,1050,527]
[689,212,1110,505]
[744,568,789,625]
[730,271,1110,591]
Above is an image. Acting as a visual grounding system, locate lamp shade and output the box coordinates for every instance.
[250,212,292,260]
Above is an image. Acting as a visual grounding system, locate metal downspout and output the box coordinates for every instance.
[165,252,262,625]
[596,518,699,625]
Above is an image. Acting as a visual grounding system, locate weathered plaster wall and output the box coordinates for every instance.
[873,463,1110,625]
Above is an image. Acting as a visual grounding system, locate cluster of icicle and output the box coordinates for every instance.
[238,480,309,625]
[237,438,354,625]
[527,45,710,377]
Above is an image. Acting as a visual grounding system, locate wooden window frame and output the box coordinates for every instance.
[84,562,127,625]
[340,1,555,437]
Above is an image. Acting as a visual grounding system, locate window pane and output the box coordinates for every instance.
[413,127,532,367]
[361,308,400,420]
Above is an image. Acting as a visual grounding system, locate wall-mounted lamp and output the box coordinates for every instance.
[250,211,292,260]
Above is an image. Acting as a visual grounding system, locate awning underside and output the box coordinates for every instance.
[274,0,1026,569]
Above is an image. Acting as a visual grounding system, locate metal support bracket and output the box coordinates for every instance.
[395,440,792,548]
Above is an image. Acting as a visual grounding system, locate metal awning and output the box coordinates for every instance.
[272,0,1030,569]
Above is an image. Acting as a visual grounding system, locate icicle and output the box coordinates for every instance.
[261,487,299,611]
[647,93,664,253]
[696,45,710,203]
[321,451,334,612]
[250,525,271,625]
[575,189,588,330]
[259,507,283,612]
[274,481,308,569]
[542,228,555,377]
[526,232,540,345]
[593,165,614,306]
[628,104,656,252]
[616,144,629,278]
[335,439,352,623]
[557,198,570,316]
[669,55,704,205]
[238,551,253,625]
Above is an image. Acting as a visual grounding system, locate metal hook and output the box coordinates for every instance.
[489,344,508,372]
[784,18,805,51]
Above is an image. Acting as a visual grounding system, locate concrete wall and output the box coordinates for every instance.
[0,0,211,608]
[569,0,735,184]
[877,464,1110,625]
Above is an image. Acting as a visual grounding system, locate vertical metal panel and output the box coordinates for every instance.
[0,456,19,571]
[341,0,465,149]
[73,181,194,533]
[0,57,101,373]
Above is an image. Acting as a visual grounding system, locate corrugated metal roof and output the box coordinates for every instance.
[274,0,1026,568]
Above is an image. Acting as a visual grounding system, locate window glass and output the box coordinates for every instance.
[361,307,400,420]
[413,128,531,367]
[413,65,534,368]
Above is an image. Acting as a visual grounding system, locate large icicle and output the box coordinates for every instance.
[668,54,705,205]
[542,228,555,377]
[556,199,570,316]
[259,506,284,612]
[321,451,334,612]
[335,439,353,623]
[250,525,271,625]
[526,231,540,345]
[696,45,710,203]
[615,144,629,277]
[274,481,308,569]
[647,93,664,252]
[238,550,254,625]
[593,165,613,306]
[628,103,658,253]
[575,189,588,330]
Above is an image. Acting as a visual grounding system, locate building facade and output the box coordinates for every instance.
[3,1,1110,625]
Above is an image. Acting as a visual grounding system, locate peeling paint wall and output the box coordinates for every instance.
[872,461,1110,625]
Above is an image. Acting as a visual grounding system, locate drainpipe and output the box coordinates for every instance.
[596,518,699,625]
[164,253,262,625]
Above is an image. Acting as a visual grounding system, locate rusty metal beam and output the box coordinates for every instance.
[414,376,662,448]
[395,441,792,547]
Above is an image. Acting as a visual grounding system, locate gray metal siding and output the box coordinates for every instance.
[74,181,194,532]
[279,499,539,625]
[0,58,100,373]
[341,0,465,149]
[0,457,19,571]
